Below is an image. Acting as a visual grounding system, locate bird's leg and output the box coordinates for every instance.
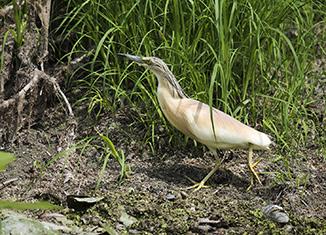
[186,159,222,191]
[247,146,262,189]
[186,150,226,192]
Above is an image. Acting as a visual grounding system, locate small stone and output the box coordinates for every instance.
[180,191,189,199]
[158,125,165,133]
[129,229,141,234]
[262,204,289,224]
[196,224,212,232]
[118,206,137,227]
[165,193,176,201]
[284,224,293,232]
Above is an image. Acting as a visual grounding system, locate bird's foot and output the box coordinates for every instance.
[250,159,262,184]
[247,159,262,190]
[184,176,210,192]
[184,159,221,192]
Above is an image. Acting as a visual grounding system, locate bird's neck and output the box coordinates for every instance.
[154,71,186,99]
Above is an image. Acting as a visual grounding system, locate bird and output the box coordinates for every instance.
[120,53,272,190]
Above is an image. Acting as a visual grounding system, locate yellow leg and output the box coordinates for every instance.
[247,146,262,190]
[186,159,221,192]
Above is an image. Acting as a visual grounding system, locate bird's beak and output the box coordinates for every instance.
[118,53,143,64]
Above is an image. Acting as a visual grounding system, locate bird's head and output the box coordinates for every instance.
[119,53,186,98]
[118,53,168,75]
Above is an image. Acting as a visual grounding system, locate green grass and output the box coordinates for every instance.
[0,151,16,171]
[0,200,61,210]
[97,131,130,186]
[11,0,27,48]
[53,0,325,156]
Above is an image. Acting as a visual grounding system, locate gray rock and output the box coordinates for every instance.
[0,210,59,235]
[262,204,289,224]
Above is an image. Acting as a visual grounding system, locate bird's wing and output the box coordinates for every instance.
[182,99,266,149]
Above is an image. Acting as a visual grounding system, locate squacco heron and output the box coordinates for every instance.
[121,54,272,190]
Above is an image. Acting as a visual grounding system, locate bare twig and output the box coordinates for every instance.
[34,0,52,68]
[0,5,13,17]
[0,70,41,109]
[0,177,19,191]
[45,74,74,117]
[0,69,74,118]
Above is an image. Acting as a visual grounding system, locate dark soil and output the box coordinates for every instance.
[1,100,325,234]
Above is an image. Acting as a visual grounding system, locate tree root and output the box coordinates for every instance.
[0,0,76,144]
[0,69,74,115]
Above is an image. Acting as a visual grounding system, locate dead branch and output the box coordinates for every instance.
[0,178,19,191]
[0,5,13,17]
[0,69,74,118]
[44,72,74,117]
[0,70,41,109]
[34,0,52,68]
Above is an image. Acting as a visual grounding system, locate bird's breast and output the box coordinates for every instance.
[157,89,193,137]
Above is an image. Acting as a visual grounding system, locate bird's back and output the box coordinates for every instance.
[182,99,271,150]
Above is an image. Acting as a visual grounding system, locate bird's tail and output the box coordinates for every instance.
[251,131,272,150]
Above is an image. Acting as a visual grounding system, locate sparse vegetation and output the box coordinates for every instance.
[97,132,130,185]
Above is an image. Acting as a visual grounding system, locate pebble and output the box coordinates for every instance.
[165,193,176,201]
[180,191,189,199]
[262,204,289,224]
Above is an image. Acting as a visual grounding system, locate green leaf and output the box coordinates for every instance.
[0,200,62,210]
[99,134,119,157]
[0,151,16,172]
